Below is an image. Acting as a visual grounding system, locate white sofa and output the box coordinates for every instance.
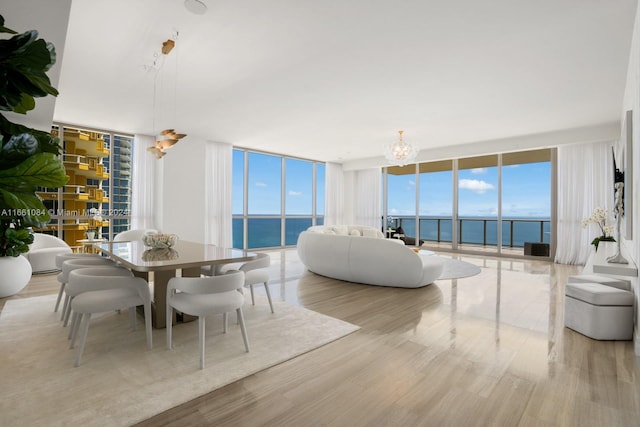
[24,233,73,274]
[297,225,444,288]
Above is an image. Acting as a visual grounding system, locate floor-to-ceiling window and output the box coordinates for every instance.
[418,160,453,244]
[40,125,133,246]
[232,148,325,249]
[386,164,417,238]
[382,148,553,257]
[501,150,552,251]
[457,155,499,251]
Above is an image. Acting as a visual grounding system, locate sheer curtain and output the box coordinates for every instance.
[130,134,157,230]
[204,141,232,247]
[555,141,614,265]
[351,168,382,228]
[324,162,344,225]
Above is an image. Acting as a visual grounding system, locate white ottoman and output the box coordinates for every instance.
[565,282,634,340]
[568,274,631,291]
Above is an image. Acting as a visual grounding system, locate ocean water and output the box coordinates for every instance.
[233,217,323,249]
[233,216,549,249]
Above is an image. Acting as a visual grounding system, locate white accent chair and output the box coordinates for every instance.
[113,228,158,242]
[24,233,73,274]
[68,267,153,367]
[166,271,249,369]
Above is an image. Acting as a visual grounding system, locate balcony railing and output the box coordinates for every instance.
[386,217,550,248]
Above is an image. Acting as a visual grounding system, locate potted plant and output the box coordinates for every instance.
[0,15,69,297]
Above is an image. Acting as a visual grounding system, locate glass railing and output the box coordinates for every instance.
[386,216,550,248]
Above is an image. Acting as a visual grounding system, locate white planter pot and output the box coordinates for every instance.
[0,256,32,298]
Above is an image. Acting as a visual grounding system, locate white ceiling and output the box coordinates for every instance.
[50,0,637,163]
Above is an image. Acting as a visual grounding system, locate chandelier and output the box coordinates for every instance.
[146,35,187,159]
[384,130,417,166]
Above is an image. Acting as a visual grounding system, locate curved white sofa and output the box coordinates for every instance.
[297,225,444,288]
[24,233,73,274]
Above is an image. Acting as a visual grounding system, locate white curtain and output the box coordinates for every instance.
[324,162,344,225]
[352,168,382,228]
[204,141,232,247]
[555,141,615,265]
[130,134,156,230]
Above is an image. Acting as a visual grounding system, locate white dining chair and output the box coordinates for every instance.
[239,253,274,313]
[113,228,158,242]
[201,252,274,313]
[166,270,249,369]
[67,267,152,367]
[57,256,119,320]
[53,253,110,313]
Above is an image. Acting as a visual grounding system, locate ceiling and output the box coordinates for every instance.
[48,0,637,163]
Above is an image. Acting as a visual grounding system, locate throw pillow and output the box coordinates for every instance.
[350,229,361,236]
[332,225,349,235]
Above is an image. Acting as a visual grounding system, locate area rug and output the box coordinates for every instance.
[0,294,359,426]
[436,258,482,280]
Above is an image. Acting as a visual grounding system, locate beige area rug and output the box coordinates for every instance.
[0,294,359,426]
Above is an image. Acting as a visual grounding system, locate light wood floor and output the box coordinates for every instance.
[3,250,639,426]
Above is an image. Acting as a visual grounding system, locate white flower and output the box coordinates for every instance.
[582,207,613,237]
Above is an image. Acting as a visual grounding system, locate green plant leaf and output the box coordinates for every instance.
[0,152,68,192]
[0,15,18,35]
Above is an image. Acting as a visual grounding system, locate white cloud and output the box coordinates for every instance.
[459,179,494,194]
[288,190,302,196]
[255,181,267,187]
[471,168,487,174]
[408,180,416,186]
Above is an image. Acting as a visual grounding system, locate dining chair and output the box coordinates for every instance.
[56,256,118,318]
[67,266,152,367]
[201,252,274,313]
[239,253,274,313]
[113,228,158,242]
[166,270,249,369]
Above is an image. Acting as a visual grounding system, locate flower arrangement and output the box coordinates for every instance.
[581,207,615,251]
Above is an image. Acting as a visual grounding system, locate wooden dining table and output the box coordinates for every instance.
[97,240,257,328]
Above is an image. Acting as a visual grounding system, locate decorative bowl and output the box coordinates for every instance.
[142,233,178,249]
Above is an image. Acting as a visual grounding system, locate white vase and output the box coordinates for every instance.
[86,231,96,240]
[0,256,32,298]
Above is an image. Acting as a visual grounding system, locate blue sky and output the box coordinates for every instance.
[232,150,325,215]
[233,149,550,219]
[388,162,551,218]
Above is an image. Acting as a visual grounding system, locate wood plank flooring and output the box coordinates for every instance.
[3,250,639,426]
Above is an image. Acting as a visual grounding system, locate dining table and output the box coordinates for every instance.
[97,240,257,328]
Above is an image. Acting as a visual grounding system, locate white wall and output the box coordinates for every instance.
[1,0,72,131]
[159,137,207,243]
[621,2,640,354]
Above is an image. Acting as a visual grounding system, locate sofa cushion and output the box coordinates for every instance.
[362,228,378,238]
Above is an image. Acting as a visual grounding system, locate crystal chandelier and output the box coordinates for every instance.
[385,130,417,166]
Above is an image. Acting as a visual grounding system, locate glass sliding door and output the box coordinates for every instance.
[386,164,417,241]
[501,149,551,255]
[247,152,282,248]
[285,158,313,245]
[418,160,453,248]
[457,155,499,252]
